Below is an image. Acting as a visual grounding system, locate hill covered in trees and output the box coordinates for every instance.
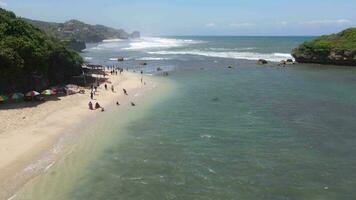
[292,28,356,66]
[25,18,140,51]
[0,8,83,93]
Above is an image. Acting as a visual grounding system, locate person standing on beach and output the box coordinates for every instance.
[105,84,108,90]
[123,88,128,95]
[90,91,94,100]
[111,85,115,92]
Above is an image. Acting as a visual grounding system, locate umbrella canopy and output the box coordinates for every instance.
[0,95,8,102]
[41,89,56,96]
[25,91,40,97]
[11,93,24,100]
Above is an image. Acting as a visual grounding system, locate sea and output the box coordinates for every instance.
[14,36,356,200]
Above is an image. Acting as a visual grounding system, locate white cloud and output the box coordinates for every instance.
[205,23,216,27]
[278,21,288,26]
[229,22,255,28]
[300,19,353,26]
[0,0,7,7]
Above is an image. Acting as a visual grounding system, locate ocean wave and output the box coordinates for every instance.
[136,57,171,61]
[149,50,293,62]
[102,38,123,43]
[206,47,257,51]
[123,37,202,50]
[88,46,102,51]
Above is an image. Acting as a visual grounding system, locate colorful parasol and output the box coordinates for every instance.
[11,93,24,100]
[0,95,8,102]
[41,89,56,96]
[25,91,40,97]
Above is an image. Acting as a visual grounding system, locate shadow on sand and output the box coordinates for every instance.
[0,96,62,110]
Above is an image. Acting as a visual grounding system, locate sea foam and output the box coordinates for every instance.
[123,37,201,50]
[148,50,294,62]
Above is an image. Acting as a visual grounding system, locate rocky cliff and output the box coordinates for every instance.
[25,18,140,51]
[292,28,356,66]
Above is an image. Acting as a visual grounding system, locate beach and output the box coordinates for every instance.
[2,36,356,200]
[0,70,157,199]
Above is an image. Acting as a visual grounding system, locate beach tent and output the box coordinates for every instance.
[25,91,40,97]
[11,93,24,101]
[41,89,56,96]
[0,95,8,102]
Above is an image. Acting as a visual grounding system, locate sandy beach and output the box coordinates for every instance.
[0,71,156,199]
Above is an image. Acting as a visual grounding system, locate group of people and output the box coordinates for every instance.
[104,84,115,93]
[88,82,135,112]
[88,101,104,112]
[87,67,147,112]
[109,68,124,75]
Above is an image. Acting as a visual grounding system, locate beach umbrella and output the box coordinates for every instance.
[41,89,56,96]
[25,91,40,97]
[0,95,8,102]
[11,93,24,100]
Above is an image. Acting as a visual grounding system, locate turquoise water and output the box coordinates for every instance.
[17,37,356,199]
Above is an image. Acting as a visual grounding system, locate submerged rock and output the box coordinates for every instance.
[256,59,268,65]
[279,59,295,66]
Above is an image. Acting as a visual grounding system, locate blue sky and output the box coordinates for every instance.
[1,0,355,36]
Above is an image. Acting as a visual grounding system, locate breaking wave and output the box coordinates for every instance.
[123,37,202,50]
[148,50,293,62]
[136,57,171,61]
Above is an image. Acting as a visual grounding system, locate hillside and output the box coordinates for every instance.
[25,18,140,51]
[0,8,83,93]
[292,28,356,66]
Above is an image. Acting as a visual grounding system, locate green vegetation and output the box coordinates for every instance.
[292,28,356,66]
[298,28,356,53]
[25,18,140,50]
[0,8,83,93]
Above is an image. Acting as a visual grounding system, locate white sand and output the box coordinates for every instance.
[0,71,153,199]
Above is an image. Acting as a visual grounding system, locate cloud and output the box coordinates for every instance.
[278,21,288,26]
[0,0,7,7]
[205,23,216,27]
[300,19,353,26]
[229,22,255,28]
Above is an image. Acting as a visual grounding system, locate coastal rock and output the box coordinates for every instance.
[280,59,295,65]
[292,28,356,66]
[130,31,141,39]
[256,59,268,65]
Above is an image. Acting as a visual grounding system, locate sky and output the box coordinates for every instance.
[0,0,356,36]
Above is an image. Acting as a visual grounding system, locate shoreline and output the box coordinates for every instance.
[0,71,158,200]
